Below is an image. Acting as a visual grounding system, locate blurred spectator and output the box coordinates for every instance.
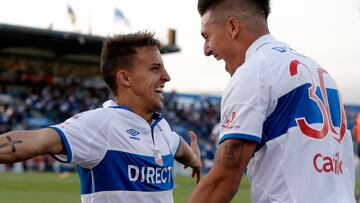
[353,113,360,158]
[209,122,221,145]
[201,141,215,173]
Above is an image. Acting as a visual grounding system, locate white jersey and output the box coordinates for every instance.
[219,35,355,203]
[51,100,180,203]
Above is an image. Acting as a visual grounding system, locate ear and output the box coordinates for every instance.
[116,70,131,87]
[227,16,240,39]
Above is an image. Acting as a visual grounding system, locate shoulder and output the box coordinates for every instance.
[156,117,175,137]
[159,117,171,129]
[156,117,180,139]
[68,107,116,125]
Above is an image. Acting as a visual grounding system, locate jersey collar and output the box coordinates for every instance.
[103,100,133,111]
[103,99,163,122]
[245,34,276,61]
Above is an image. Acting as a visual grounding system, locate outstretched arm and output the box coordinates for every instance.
[175,131,202,183]
[0,128,64,163]
[187,139,256,203]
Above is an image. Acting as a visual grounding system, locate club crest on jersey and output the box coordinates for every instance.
[222,112,240,130]
[154,153,163,166]
[289,60,347,143]
[127,129,140,140]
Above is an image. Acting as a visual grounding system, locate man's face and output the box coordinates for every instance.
[201,10,234,74]
[128,46,170,112]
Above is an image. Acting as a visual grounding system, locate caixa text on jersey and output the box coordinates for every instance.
[313,152,343,175]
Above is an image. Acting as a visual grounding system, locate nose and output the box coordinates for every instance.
[161,68,171,82]
[204,42,212,56]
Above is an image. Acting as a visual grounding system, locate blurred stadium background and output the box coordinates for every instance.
[1,1,360,202]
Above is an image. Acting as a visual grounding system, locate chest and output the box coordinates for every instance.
[109,122,174,157]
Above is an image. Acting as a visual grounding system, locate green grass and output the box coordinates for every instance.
[0,172,80,203]
[0,172,359,202]
[173,175,250,202]
[0,172,247,203]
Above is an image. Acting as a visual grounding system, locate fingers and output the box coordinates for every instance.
[191,168,201,183]
[193,169,201,184]
[188,131,197,145]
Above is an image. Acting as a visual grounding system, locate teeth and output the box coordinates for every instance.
[155,87,164,92]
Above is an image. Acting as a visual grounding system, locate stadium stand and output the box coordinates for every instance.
[0,23,217,173]
[0,23,359,174]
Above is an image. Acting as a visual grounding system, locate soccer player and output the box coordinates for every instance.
[188,0,355,202]
[0,31,202,203]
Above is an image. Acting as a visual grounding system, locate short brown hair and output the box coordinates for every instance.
[100,31,160,95]
[198,0,271,19]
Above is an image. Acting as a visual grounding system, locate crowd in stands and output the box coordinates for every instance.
[2,67,360,174]
[0,68,219,173]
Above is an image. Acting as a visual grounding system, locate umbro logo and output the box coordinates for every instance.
[127,129,140,140]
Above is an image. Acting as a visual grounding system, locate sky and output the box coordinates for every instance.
[0,0,359,104]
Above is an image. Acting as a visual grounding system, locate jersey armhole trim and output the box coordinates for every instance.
[218,133,261,145]
[49,127,73,163]
[174,135,181,156]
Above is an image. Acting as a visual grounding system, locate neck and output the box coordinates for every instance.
[115,96,153,124]
[228,22,269,76]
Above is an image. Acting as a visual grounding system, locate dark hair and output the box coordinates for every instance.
[100,31,160,95]
[198,0,271,19]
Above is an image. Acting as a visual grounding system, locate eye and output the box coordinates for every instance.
[150,66,160,72]
[201,31,210,40]
[202,33,208,40]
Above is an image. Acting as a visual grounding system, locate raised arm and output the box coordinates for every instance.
[175,131,202,183]
[0,128,64,163]
[187,139,257,203]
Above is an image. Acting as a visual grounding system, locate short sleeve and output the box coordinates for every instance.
[170,131,181,154]
[51,113,90,165]
[219,56,275,145]
[219,104,265,144]
[51,110,111,168]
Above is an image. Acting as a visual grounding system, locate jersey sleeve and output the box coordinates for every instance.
[219,103,265,144]
[219,56,276,145]
[158,120,181,155]
[50,110,111,168]
[171,131,181,154]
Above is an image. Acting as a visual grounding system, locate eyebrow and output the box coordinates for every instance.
[148,63,161,67]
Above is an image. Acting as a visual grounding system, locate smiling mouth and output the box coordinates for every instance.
[214,55,222,61]
[155,86,164,93]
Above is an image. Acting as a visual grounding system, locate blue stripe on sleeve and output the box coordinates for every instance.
[218,133,261,145]
[49,127,72,163]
